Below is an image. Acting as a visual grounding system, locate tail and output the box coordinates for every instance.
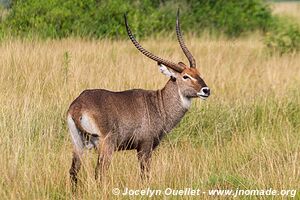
[67,114,84,154]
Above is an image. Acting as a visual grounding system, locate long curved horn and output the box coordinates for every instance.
[176,9,196,68]
[124,14,184,73]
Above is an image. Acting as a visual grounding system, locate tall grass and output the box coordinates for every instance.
[272,2,300,23]
[0,35,299,199]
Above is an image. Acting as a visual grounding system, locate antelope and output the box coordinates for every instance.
[67,11,210,188]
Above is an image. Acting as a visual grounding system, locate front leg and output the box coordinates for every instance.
[137,144,153,181]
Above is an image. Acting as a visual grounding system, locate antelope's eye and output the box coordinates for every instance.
[183,75,190,79]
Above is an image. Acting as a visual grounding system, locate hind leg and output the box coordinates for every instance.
[67,115,85,191]
[95,139,114,181]
[69,151,83,191]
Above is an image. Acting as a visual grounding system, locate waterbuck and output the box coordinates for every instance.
[67,11,210,188]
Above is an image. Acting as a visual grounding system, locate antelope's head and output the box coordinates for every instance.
[124,10,210,100]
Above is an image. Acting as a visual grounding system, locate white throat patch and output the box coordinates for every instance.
[178,87,191,109]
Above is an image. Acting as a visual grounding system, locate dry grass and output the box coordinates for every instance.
[0,3,300,200]
[0,34,299,200]
[272,1,300,22]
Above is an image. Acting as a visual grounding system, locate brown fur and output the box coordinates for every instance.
[67,66,208,189]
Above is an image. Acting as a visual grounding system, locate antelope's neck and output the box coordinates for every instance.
[158,79,191,133]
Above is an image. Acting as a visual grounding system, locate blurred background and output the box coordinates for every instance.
[0,0,299,54]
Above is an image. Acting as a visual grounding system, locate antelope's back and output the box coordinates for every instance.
[67,89,163,139]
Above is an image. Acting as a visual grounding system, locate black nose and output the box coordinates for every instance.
[202,87,210,96]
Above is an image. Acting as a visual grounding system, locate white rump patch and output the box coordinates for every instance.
[178,88,191,109]
[80,113,100,135]
[159,64,177,78]
[67,114,84,153]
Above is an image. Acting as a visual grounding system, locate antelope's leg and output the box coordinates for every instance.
[67,115,85,191]
[95,139,114,181]
[137,145,152,181]
[69,151,83,191]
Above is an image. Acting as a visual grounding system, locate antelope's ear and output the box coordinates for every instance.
[178,62,187,68]
[158,63,178,78]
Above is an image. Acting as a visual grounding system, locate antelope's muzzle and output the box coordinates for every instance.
[197,87,210,100]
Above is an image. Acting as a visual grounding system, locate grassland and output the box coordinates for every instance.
[1,4,300,200]
[272,1,300,24]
